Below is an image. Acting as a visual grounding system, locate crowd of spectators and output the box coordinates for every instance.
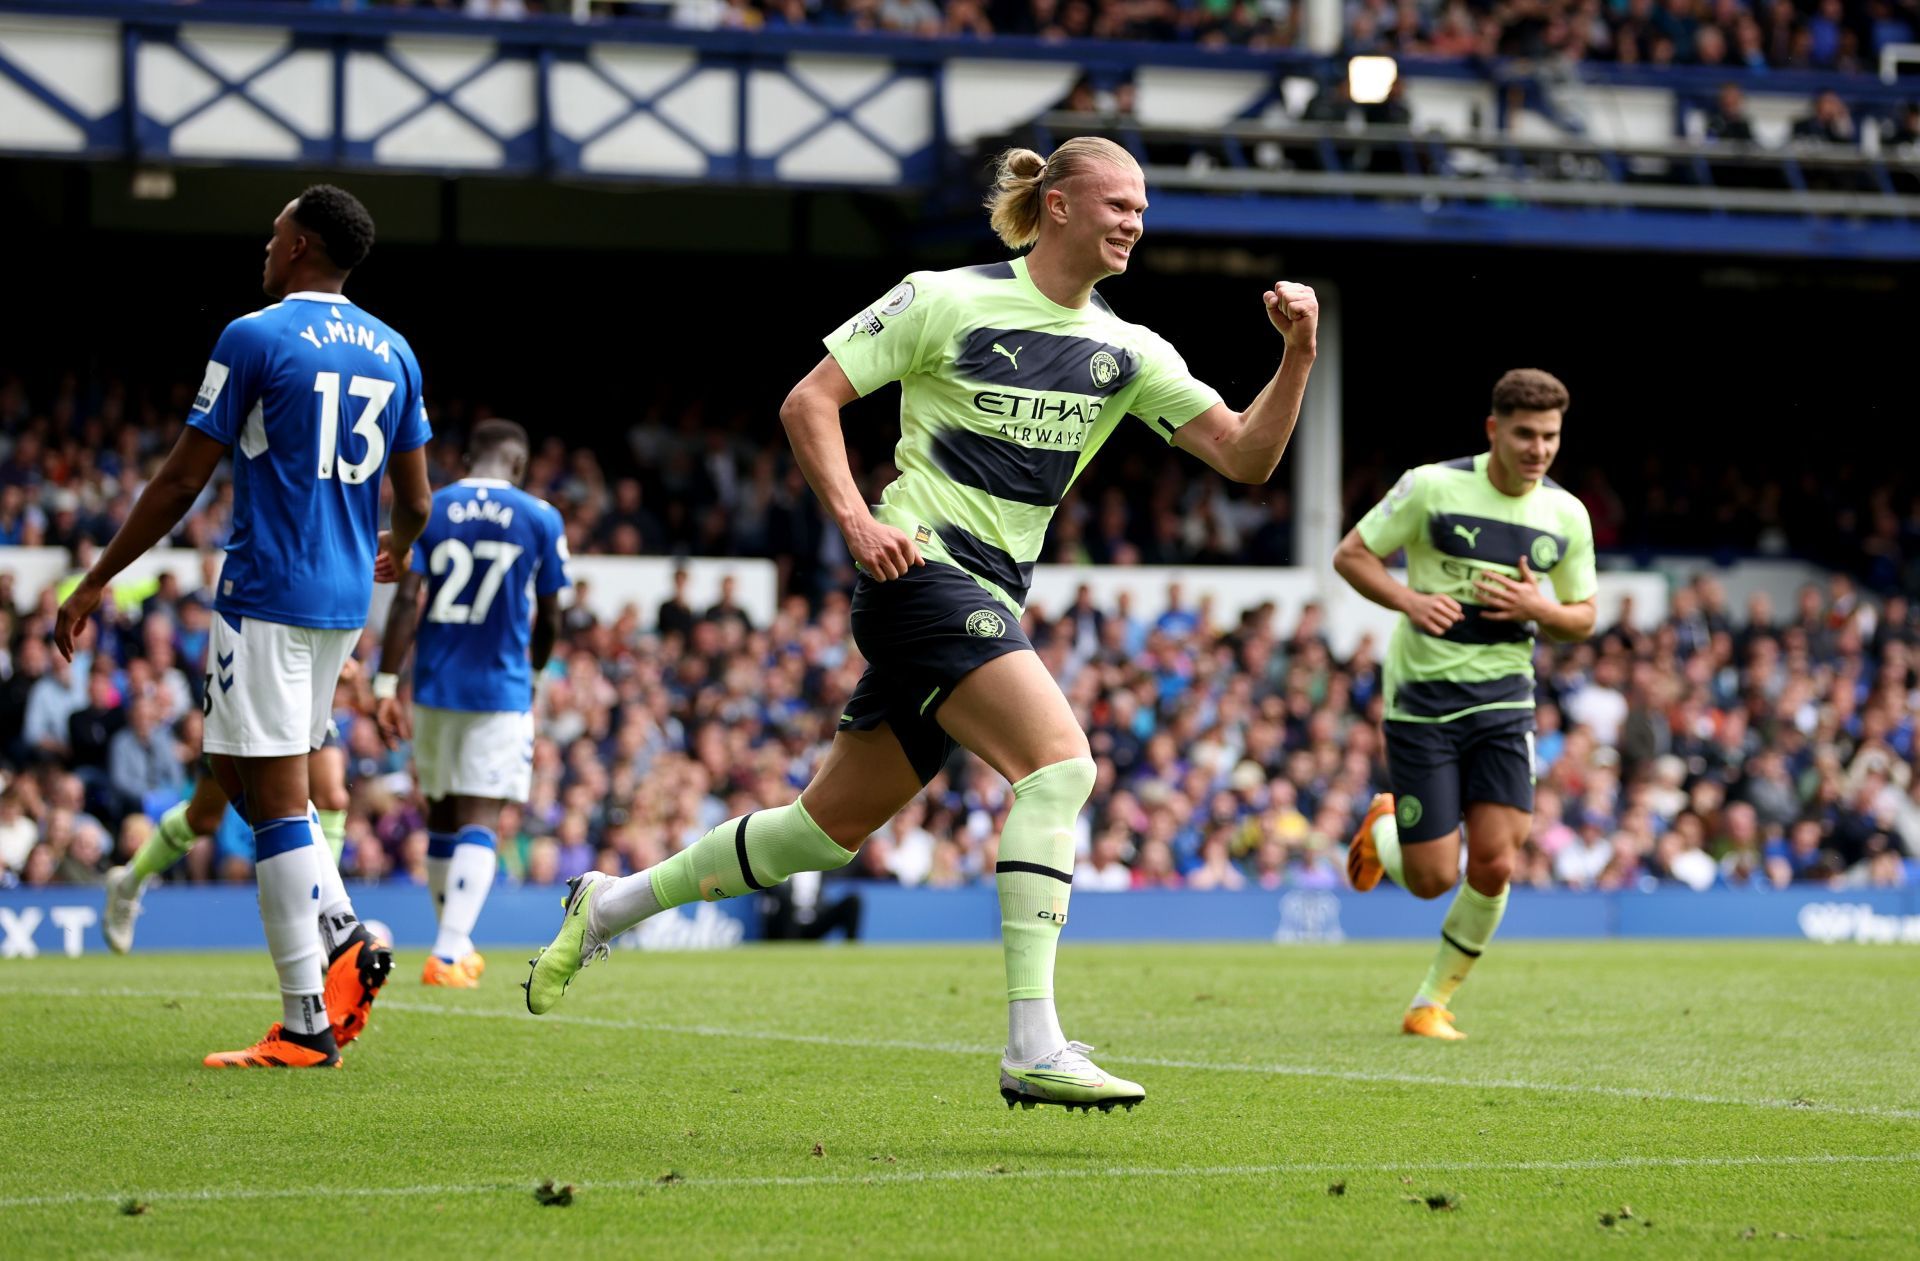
[194,0,1920,76]
[3,520,1916,897]
[3,367,1917,896]
[1343,0,1920,74]
[6,372,1917,600]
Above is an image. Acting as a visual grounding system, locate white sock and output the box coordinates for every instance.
[431,826,498,961]
[1372,809,1407,886]
[589,868,660,939]
[307,805,360,957]
[281,991,328,1036]
[254,816,327,1036]
[426,830,456,919]
[1007,997,1067,1063]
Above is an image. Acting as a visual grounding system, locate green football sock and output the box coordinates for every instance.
[1414,882,1509,1008]
[996,758,1096,1002]
[649,798,854,913]
[316,809,347,862]
[1372,808,1407,886]
[129,802,199,883]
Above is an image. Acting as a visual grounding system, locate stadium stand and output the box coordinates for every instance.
[3,4,1917,1248]
[3,372,1916,591]
[3,370,1915,896]
[270,0,1920,77]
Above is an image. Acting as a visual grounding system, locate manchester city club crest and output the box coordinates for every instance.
[1531,534,1560,569]
[1397,795,1424,829]
[1089,350,1120,388]
[965,608,1005,638]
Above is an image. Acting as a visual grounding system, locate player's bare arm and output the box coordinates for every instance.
[1169,281,1318,484]
[374,568,425,746]
[375,445,433,583]
[1333,528,1465,637]
[54,427,230,659]
[780,354,924,582]
[531,590,562,718]
[1477,557,1597,641]
[532,592,561,674]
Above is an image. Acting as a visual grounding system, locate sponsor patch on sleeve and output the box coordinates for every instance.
[1379,470,1414,516]
[879,282,915,317]
[193,360,230,413]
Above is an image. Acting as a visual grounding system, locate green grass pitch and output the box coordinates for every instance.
[3,941,1916,1258]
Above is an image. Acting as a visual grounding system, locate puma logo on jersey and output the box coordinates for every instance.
[991,343,1023,370]
[1453,524,1482,548]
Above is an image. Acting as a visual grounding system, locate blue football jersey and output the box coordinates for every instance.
[410,479,570,713]
[188,292,431,629]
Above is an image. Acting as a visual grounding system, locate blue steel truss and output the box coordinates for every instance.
[543,43,723,179]
[0,23,121,155]
[126,20,330,164]
[0,2,998,184]
[0,0,1915,258]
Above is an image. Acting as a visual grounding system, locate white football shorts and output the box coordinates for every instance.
[412,705,535,802]
[201,614,358,759]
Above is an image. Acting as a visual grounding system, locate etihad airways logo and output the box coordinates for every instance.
[972,391,1105,425]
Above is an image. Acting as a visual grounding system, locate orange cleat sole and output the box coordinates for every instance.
[203,1023,340,1068]
[325,928,393,1047]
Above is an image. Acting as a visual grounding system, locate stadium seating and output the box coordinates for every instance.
[3,369,1914,896]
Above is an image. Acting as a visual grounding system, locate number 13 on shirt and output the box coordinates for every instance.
[313,371,392,483]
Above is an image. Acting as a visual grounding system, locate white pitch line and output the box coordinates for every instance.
[2,1152,1917,1211]
[7,984,1920,1123]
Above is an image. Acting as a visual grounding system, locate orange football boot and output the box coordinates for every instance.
[460,952,486,981]
[325,924,394,1047]
[422,954,480,988]
[1347,793,1393,892]
[1402,1005,1467,1041]
[203,1023,340,1068]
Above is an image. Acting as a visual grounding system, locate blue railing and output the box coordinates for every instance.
[1,0,1915,256]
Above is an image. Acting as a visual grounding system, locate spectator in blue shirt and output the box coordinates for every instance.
[1766,816,1840,885]
[107,695,187,817]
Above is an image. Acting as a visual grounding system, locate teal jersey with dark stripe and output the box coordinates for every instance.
[826,258,1221,614]
[1357,452,1597,723]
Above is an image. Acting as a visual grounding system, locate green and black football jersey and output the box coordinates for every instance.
[1357,452,1597,724]
[826,257,1221,615]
